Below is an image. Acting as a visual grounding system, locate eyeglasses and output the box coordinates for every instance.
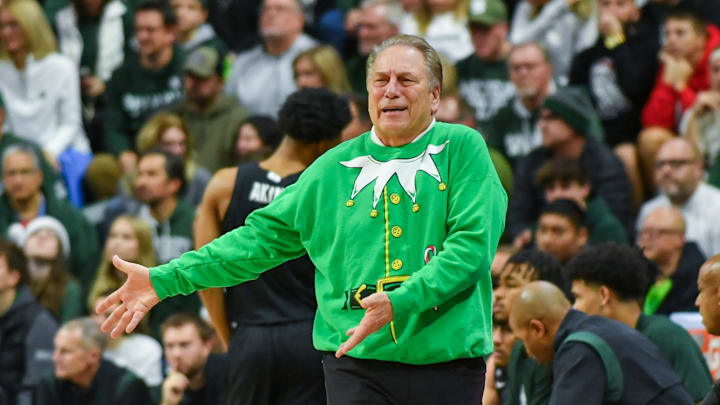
[654,159,695,170]
[638,228,683,239]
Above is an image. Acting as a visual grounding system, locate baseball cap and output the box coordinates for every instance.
[183,46,221,78]
[468,0,507,26]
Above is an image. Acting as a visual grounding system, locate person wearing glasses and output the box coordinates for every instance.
[638,137,720,258]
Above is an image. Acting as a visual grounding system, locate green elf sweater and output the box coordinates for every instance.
[149,121,508,364]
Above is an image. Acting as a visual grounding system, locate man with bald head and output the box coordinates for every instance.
[638,137,720,257]
[510,281,694,404]
[697,255,720,405]
[639,206,706,315]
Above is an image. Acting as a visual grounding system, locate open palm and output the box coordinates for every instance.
[96,255,160,338]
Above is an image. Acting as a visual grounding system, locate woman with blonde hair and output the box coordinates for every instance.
[136,111,212,206]
[398,0,473,63]
[293,45,352,93]
[0,0,90,164]
[88,215,156,310]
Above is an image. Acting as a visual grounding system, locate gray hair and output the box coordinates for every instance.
[366,34,443,92]
[1,144,41,172]
[509,41,553,67]
[360,0,403,28]
[61,317,108,352]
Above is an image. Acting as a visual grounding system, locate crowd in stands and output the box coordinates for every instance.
[2,0,720,402]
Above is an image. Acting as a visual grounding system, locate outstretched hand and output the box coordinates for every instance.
[335,292,393,358]
[95,255,160,338]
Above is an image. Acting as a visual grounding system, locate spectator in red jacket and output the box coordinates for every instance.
[639,10,720,190]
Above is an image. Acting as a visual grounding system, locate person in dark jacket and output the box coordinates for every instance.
[508,87,633,248]
[638,206,706,315]
[0,239,58,405]
[510,281,694,405]
[34,317,152,405]
[565,242,712,402]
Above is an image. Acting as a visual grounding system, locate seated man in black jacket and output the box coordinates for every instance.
[508,87,633,249]
[34,317,152,405]
[510,281,694,405]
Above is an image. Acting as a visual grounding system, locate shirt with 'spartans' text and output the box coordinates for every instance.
[456,54,516,130]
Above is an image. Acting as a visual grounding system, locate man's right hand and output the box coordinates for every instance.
[161,371,189,405]
[96,255,160,338]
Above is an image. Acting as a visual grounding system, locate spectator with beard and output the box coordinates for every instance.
[168,46,249,173]
[225,0,316,116]
[159,313,227,405]
[637,138,720,257]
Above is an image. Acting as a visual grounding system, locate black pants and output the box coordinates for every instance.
[224,320,326,405]
[322,353,486,405]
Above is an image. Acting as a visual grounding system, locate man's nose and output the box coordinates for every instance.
[385,76,400,98]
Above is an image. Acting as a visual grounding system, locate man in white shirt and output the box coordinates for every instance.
[224,0,316,116]
[637,138,720,257]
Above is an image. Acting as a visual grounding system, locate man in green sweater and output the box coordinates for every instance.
[97,35,507,403]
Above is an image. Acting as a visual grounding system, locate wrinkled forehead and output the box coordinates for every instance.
[371,45,427,75]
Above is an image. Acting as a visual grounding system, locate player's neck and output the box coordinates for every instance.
[259,138,309,177]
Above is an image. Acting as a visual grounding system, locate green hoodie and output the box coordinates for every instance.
[149,122,507,364]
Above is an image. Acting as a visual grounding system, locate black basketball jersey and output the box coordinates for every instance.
[221,162,316,328]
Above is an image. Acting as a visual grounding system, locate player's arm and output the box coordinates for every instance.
[194,168,238,349]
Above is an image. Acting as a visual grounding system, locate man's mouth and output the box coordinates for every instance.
[382,106,407,113]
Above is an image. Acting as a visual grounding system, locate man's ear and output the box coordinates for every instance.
[430,86,441,115]
[7,268,21,289]
[577,227,589,248]
[598,285,612,306]
[168,177,182,196]
[529,319,546,338]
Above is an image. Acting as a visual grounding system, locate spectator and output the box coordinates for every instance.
[54,0,133,146]
[566,242,712,402]
[639,206,705,315]
[492,250,564,405]
[398,0,474,63]
[233,116,283,164]
[640,11,720,186]
[34,317,153,404]
[536,157,628,244]
[482,42,554,168]
[168,46,249,174]
[92,290,163,390]
[482,316,518,405]
[570,0,661,206]
[535,199,589,264]
[159,313,228,405]
[344,0,401,93]
[456,0,515,129]
[171,0,227,55]
[0,92,67,201]
[509,281,694,404]
[509,0,597,84]
[0,0,90,166]
[0,145,98,294]
[87,215,191,339]
[682,45,720,179]
[88,215,156,313]
[136,112,211,206]
[293,45,351,92]
[0,239,57,405]
[194,88,350,401]
[508,87,632,248]
[103,0,184,161]
[18,217,83,323]
[225,0,317,116]
[341,93,372,141]
[637,138,720,257]
[697,254,720,405]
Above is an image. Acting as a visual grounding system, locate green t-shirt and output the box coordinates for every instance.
[506,340,552,405]
[149,122,508,364]
[481,97,541,169]
[456,54,516,130]
[635,313,713,401]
